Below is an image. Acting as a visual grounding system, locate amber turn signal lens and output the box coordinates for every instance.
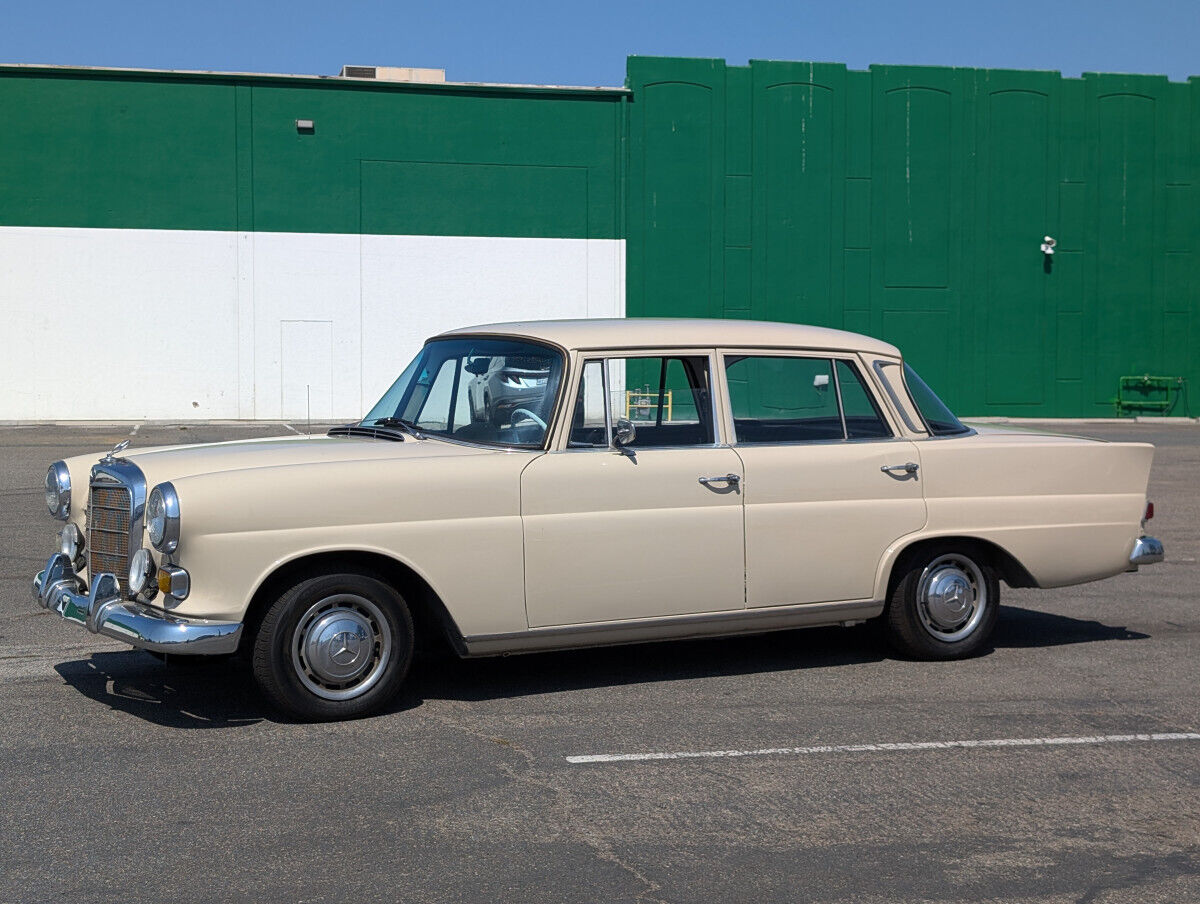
[158,570,172,594]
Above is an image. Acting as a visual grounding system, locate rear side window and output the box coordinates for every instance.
[874,360,969,436]
[903,363,969,435]
[835,360,892,439]
[724,355,891,444]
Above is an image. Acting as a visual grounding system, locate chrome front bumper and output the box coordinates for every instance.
[1129,535,1166,568]
[33,553,242,655]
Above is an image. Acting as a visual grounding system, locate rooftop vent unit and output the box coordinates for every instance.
[339,65,446,83]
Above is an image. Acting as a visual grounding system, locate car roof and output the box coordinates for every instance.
[437,318,901,357]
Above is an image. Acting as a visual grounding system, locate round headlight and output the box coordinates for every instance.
[146,483,180,554]
[128,548,156,598]
[45,462,71,520]
[59,523,84,562]
[147,489,166,546]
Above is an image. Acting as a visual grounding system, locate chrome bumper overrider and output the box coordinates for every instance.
[32,553,242,655]
[1129,535,1165,568]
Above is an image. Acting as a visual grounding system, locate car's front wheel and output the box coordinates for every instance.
[884,547,999,659]
[252,572,413,721]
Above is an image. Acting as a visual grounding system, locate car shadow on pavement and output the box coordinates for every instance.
[401,624,885,706]
[49,607,1149,725]
[53,652,265,728]
[989,605,1150,648]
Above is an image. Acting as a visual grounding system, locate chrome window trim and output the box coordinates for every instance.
[556,442,729,454]
[872,360,924,434]
[725,436,911,449]
[829,358,849,439]
[601,358,614,446]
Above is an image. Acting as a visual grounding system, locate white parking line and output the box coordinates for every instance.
[565,732,1200,764]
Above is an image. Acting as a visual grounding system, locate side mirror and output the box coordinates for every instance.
[464,358,490,376]
[613,417,636,450]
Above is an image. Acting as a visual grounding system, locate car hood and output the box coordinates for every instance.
[81,433,499,488]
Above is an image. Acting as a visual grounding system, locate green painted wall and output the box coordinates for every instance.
[0,68,625,239]
[2,60,1196,417]
[626,57,1199,418]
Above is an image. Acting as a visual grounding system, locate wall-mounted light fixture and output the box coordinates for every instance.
[295,119,315,134]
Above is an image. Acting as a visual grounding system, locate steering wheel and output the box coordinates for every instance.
[509,407,547,440]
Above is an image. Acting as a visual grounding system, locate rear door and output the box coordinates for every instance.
[720,351,927,606]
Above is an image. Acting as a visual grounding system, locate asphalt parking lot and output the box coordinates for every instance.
[1,421,1197,903]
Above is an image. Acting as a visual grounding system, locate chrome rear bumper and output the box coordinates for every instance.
[33,553,242,655]
[1128,535,1165,569]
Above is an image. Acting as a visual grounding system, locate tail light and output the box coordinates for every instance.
[1144,501,1154,521]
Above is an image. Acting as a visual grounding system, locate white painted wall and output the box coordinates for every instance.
[0,226,625,420]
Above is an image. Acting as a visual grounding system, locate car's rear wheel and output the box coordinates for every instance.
[252,572,413,721]
[885,547,999,659]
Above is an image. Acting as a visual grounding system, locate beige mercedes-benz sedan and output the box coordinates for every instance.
[34,319,1164,720]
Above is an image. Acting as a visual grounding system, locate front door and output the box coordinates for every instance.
[521,353,746,628]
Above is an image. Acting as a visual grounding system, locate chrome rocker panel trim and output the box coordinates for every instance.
[33,553,242,655]
[1128,535,1165,568]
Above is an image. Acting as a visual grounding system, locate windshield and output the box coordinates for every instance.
[902,362,969,435]
[362,337,565,448]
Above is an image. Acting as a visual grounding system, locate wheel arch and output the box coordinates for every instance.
[877,534,1038,603]
[243,549,468,657]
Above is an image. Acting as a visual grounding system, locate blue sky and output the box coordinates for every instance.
[2,0,1196,85]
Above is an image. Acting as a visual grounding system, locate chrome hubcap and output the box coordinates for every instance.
[916,554,987,643]
[292,594,392,701]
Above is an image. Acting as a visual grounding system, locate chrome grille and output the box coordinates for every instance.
[88,483,132,588]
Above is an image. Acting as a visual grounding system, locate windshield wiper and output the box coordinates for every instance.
[362,416,425,439]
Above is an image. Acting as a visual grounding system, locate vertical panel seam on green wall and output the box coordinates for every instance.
[235,85,254,232]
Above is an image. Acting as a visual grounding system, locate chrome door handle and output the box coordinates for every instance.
[699,473,741,486]
[880,462,919,474]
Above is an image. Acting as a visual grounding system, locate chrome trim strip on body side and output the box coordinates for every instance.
[461,599,883,657]
[33,554,241,655]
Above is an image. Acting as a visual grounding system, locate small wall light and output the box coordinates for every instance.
[295,119,315,134]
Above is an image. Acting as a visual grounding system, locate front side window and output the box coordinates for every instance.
[362,337,565,448]
[569,355,715,448]
[725,355,892,443]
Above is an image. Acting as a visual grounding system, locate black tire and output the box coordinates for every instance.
[884,546,999,660]
[252,572,414,721]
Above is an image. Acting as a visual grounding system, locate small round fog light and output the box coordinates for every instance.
[128,548,156,599]
[59,523,84,562]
